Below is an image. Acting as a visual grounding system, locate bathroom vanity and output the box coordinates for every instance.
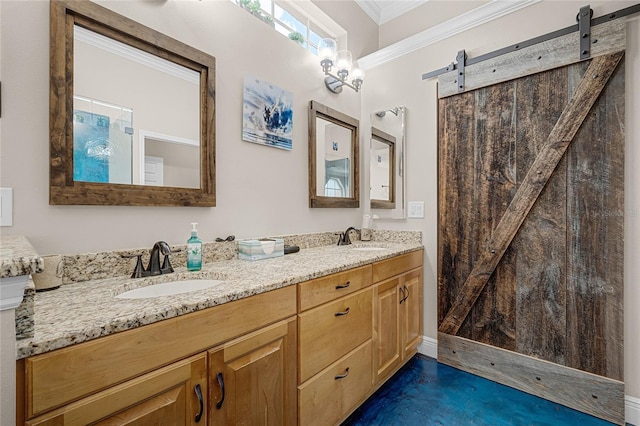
[15,238,423,425]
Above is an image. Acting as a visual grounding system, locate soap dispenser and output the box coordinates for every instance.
[187,222,203,271]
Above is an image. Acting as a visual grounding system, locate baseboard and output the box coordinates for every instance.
[417,335,437,358]
[627,395,640,426]
[415,335,639,425]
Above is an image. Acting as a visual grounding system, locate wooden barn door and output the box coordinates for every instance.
[437,21,625,424]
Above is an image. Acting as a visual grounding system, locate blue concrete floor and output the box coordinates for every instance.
[343,354,616,426]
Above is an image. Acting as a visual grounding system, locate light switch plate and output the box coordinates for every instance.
[407,201,424,218]
[0,188,13,226]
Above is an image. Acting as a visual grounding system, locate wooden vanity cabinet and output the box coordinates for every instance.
[208,317,297,426]
[25,353,208,426]
[372,251,423,384]
[17,286,296,425]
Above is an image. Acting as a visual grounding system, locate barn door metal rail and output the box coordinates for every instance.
[422,3,640,90]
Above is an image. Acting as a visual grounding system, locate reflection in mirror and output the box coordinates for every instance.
[73,26,200,188]
[50,0,216,206]
[370,106,406,219]
[309,101,359,208]
[370,128,395,209]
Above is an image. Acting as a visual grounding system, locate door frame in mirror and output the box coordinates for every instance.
[50,0,216,206]
[370,127,395,209]
[308,100,359,208]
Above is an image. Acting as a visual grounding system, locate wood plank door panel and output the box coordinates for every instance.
[437,49,625,424]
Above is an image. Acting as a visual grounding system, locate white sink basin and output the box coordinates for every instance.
[115,279,224,299]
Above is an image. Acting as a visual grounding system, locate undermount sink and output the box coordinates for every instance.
[115,279,224,299]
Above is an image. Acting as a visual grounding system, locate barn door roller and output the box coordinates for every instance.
[578,5,593,59]
[422,3,640,81]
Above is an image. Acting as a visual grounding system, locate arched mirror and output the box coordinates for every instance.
[50,0,216,206]
[370,106,406,219]
[308,101,359,208]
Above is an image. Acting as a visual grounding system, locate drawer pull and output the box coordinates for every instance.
[335,281,351,289]
[335,367,350,380]
[399,286,406,304]
[194,384,204,422]
[335,307,350,316]
[216,372,225,409]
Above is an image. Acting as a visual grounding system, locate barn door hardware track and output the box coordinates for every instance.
[422,3,639,80]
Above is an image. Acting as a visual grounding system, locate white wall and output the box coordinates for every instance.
[362,0,640,402]
[0,0,362,255]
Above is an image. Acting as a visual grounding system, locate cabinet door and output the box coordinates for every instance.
[208,317,297,426]
[401,268,423,359]
[26,353,208,426]
[372,277,402,384]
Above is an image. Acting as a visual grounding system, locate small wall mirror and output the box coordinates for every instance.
[309,101,359,208]
[370,128,395,209]
[370,106,406,219]
[50,0,216,206]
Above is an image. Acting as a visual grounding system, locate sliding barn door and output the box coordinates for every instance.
[437,21,625,424]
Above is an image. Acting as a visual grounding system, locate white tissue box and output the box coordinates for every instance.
[238,238,284,261]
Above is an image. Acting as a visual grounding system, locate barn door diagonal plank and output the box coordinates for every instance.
[438,51,624,336]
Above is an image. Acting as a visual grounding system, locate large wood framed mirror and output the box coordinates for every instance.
[50,0,216,206]
[308,101,359,208]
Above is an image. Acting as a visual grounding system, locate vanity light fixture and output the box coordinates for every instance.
[318,38,364,94]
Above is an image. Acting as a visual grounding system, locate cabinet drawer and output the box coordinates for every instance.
[298,265,372,311]
[24,285,296,418]
[298,340,372,426]
[298,288,372,383]
[372,250,423,283]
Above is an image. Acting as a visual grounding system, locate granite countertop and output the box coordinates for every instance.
[1,235,44,278]
[16,241,423,359]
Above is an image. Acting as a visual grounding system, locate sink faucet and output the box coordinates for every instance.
[337,227,359,246]
[148,241,173,276]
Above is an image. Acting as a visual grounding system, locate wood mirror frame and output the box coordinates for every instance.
[50,0,216,206]
[370,127,396,209]
[308,100,359,208]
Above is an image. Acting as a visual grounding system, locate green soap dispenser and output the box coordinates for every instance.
[187,222,202,271]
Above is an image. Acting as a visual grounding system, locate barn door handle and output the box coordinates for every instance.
[216,372,225,409]
[399,286,406,304]
[194,384,203,422]
[335,367,350,380]
[335,307,350,316]
[335,281,351,289]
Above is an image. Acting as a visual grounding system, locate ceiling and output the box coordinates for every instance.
[355,0,428,25]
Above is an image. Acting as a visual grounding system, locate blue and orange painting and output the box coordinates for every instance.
[242,76,293,150]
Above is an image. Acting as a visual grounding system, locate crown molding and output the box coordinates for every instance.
[358,0,541,70]
[379,0,428,25]
[355,0,383,24]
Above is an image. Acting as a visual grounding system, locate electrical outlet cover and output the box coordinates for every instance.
[408,201,424,218]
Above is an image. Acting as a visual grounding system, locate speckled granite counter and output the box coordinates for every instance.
[0,235,43,278]
[16,240,423,359]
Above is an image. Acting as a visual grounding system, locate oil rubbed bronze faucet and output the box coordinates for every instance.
[148,241,173,276]
[123,241,175,278]
[337,227,359,246]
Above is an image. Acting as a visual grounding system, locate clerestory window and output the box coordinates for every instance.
[234,0,347,55]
